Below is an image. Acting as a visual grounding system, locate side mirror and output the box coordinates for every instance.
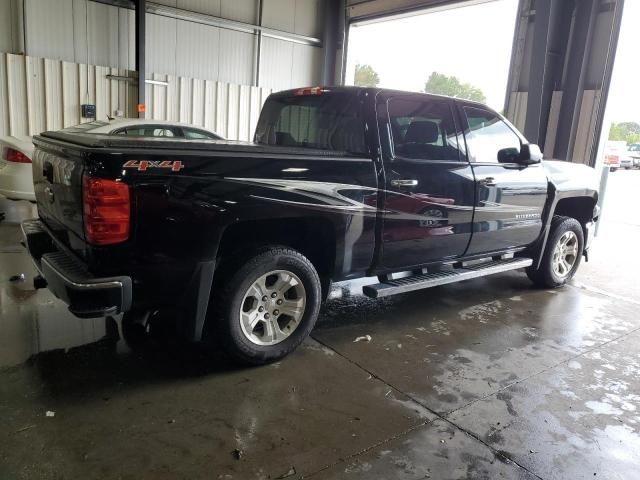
[519,143,543,165]
[497,147,520,164]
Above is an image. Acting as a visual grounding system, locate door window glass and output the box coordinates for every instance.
[463,107,521,163]
[387,98,461,161]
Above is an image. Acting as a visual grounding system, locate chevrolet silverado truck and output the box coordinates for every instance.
[22,87,599,364]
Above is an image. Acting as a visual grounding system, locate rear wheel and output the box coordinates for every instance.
[212,247,321,365]
[527,216,584,288]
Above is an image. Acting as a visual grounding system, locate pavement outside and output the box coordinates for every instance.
[0,170,638,480]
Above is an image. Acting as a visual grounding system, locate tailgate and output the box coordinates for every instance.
[32,140,85,245]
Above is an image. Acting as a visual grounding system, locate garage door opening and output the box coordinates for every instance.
[599,0,640,171]
[345,0,519,112]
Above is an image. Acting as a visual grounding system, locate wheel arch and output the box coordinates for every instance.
[216,216,337,281]
[532,192,598,270]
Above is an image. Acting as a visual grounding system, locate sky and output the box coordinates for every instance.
[605,0,639,124]
[346,0,639,124]
[345,0,519,111]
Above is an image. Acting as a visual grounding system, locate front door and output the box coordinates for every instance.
[457,104,549,255]
[378,95,476,271]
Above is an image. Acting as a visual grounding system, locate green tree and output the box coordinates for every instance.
[609,121,640,145]
[423,72,487,103]
[354,64,380,87]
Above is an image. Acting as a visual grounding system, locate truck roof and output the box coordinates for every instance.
[270,85,490,108]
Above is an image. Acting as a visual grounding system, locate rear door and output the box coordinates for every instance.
[377,94,475,270]
[457,103,548,255]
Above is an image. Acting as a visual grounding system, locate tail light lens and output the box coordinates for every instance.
[83,175,130,245]
[293,86,326,96]
[3,147,31,163]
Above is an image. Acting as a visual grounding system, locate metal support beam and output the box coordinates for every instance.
[553,0,598,161]
[522,0,550,143]
[146,2,321,47]
[135,0,145,118]
[589,0,625,167]
[504,0,625,166]
[322,0,342,85]
[253,0,263,87]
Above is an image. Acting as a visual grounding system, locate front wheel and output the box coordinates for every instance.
[212,247,322,365]
[527,216,584,288]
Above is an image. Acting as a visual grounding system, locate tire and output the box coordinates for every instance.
[212,247,322,365]
[527,216,584,288]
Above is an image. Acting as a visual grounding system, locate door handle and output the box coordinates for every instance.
[479,177,496,187]
[391,179,418,189]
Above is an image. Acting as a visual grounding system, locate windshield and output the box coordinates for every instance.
[254,93,367,155]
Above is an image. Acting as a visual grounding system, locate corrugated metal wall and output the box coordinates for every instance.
[0,52,136,138]
[145,73,272,141]
[1,0,324,93]
[0,52,272,142]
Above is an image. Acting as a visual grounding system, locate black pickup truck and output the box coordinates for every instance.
[22,86,599,364]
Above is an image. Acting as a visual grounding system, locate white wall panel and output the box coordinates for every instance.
[179,0,222,16]
[25,56,46,135]
[191,78,205,126]
[146,13,177,76]
[294,0,322,36]
[218,30,254,85]
[0,0,18,54]
[176,20,220,80]
[263,0,322,36]
[203,79,217,132]
[24,0,75,61]
[221,0,257,23]
[1,53,138,137]
[260,36,293,91]
[263,0,295,32]
[43,59,63,131]
[143,75,271,140]
[12,0,323,95]
[292,43,321,87]
[6,54,29,136]
[119,8,136,70]
[62,61,80,127]
[178,76,192,123]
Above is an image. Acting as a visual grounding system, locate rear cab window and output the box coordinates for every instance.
[254,91,367,155]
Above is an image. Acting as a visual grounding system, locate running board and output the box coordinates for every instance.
[363,257,533,299]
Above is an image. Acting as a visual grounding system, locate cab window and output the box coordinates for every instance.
[255,93,367,155]
[387,98,461,161]
[462,107,521,163]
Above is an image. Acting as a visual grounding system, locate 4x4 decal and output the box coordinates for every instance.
[123,160,184,172]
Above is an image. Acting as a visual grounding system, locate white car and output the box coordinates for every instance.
[0,136,36,201]
[0,119,223,202]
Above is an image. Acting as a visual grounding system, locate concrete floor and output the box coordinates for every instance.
[1,171,639,480]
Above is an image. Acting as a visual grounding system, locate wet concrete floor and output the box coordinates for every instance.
[1,171,639,479]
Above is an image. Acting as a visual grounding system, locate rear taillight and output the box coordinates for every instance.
[83,175,130,245]
[3,147,31,163]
